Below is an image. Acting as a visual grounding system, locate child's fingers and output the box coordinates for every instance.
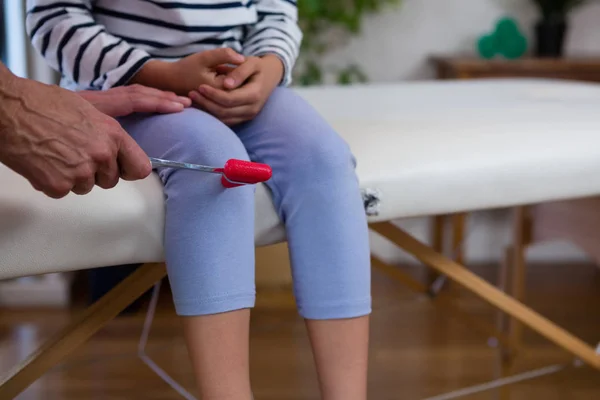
[221,117,246,126]
[199,48,245,69]
[189,91,232,118]
[223,58,260,89]
[197,83,258,108]
[189,90,255,121]
[215,64,237,75]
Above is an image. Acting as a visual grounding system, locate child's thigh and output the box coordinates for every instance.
[235,87,355,180]
[119,108,250,166]
[236,87,342,147]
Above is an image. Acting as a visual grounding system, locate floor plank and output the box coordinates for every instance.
[1,263,599,399]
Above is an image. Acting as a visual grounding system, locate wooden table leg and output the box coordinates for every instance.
[370,221,600,370]
[372,254,515,351]
[508,208,530,361]
[427,215,446,286]
[428,213,467,291]
[451,213,467,265]
[496,245,514,400]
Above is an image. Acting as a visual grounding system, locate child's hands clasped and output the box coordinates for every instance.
[131,48,246,96]
[189,55,284,126]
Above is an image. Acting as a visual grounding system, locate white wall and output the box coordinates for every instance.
[4,0,27,78]
[323,0,600,264]
[372,210,592,266]
[322,0,600,82]
[4,0,58,83]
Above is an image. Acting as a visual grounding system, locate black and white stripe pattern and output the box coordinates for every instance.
[26,0,302,90]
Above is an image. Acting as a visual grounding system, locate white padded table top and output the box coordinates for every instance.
[3,78,600,279]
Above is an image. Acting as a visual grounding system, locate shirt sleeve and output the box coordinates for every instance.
[25,0,151,90]
[242,0,303,87]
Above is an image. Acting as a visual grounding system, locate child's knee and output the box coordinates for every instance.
[261,89,356,182]
[122,109,254,204]
[288,129,356,185]
[123,108,250,166]
[165,110,249,164]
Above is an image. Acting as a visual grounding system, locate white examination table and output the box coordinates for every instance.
[2,78,600,397]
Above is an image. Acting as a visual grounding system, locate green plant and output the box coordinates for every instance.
[294,0,401,86]
[531,0,592,19]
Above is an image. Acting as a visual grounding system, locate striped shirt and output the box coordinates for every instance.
[25,0,302,91]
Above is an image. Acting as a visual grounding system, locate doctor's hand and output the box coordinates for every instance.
[0,65,152,199]
[189,54,284,126]
[77,84,191,117]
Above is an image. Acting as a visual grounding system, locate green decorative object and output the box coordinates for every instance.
[477,17,528,60]
[477,35,496,59]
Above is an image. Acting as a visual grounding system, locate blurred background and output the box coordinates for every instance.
[5,0,600,83]
[1,0,600,399]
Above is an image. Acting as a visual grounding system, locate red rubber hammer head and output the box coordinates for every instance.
[221,159,272,188]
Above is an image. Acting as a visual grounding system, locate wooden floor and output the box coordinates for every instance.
[1,262,599,400]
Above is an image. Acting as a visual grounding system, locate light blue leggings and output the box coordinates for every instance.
[118,87,371,319]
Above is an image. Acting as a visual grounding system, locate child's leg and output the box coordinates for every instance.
[119,108,255,400]
[234,88,371,400]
